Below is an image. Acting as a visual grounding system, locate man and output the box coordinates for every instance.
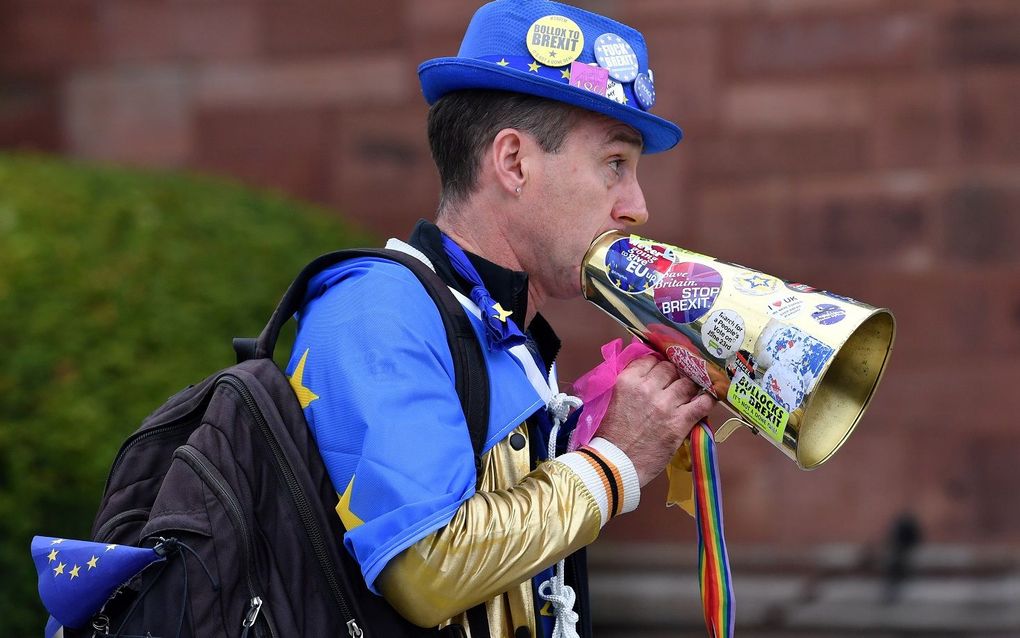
[286,1,715,636]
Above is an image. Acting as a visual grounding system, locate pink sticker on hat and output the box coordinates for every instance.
[569,61,609,96]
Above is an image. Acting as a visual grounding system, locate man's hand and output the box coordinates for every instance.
[595,355,716,486]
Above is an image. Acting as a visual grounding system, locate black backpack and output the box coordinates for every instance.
[75,248,491,638]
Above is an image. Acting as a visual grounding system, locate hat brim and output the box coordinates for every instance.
[419,57,682,154]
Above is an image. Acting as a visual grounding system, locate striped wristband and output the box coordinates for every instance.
[554,437,641,526]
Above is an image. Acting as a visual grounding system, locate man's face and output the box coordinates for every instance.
[515,110,648,301]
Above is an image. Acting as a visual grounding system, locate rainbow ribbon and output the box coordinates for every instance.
[691,421,735,638]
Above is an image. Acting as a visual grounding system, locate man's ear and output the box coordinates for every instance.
[488,128,529,197]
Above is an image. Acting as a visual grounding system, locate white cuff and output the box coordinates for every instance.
[588,437,641,515]
[554,438,641,527]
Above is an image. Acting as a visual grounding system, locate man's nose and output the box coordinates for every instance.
[612,180,649,227]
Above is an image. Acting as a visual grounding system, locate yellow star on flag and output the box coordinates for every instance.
[491,303,513,323]
[50,538,64,545]
[560,68,571,79]
[106,544,116,551]
[289,348,320,409]
[47,549,58,563]
[336,476,364,531]
[497,58,509,67]
[53,562,65,576]
[87,555,99,570]
[528,61,541,72]
[69,565,80,579]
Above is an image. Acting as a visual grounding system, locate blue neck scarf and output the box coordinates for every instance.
[441,234,527,351]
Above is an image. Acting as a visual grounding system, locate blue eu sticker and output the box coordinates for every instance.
[604,237,674,293]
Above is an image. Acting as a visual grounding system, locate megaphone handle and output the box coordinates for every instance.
[691,421,736,638]
[714,417,747,443]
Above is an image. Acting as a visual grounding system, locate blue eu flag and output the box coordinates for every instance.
[32,536,163,634]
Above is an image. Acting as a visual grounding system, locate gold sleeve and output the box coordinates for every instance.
[376,458,602,628]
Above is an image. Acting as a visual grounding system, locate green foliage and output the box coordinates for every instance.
[0,153,373,635]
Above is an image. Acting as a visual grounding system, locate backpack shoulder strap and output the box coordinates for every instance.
[237,247,491,475]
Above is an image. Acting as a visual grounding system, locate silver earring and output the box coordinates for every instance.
[515,186,522,195]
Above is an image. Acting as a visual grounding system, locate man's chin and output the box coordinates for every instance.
[562,267,585,300]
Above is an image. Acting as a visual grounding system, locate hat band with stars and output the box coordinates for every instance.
[479,55,644,109]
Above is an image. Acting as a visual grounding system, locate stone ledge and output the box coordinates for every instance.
[589,543,1020,633]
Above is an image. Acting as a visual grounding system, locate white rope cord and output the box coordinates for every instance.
[538,392,583,638]
[547,393,582,430]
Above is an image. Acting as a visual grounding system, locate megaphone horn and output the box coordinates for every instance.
[581,231,895,470]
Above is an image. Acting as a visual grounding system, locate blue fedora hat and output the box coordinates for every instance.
[418,0,682,154]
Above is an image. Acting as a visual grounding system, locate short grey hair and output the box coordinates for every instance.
[427,90,579,213]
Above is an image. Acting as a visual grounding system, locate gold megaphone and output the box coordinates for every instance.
[582,231,895,470]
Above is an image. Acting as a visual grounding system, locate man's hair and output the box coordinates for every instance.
[427,90,578,213]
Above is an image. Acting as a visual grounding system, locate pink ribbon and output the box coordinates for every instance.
[568,337,661,451]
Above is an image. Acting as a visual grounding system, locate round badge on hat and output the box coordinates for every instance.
[606,78,628,105]
[634,72,656,110]
[526,15,584,67]
[593,33,639,82]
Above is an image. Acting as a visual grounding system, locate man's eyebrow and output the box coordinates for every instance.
[602,127,644,151]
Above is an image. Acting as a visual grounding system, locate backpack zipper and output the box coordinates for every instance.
[174,445,277,638]
[104,412,201,495]
[95,508,150,543]
[241,596,263,638]
[219,374,362,636]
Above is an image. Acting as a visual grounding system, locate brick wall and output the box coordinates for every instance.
[2,0,1018,548]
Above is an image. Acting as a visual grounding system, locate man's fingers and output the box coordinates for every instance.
[673,391,716,430]
[664,374,700,404]
[623,354,661,377]
[645,359,679,389]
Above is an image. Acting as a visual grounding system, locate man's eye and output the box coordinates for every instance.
[608,159,622,173]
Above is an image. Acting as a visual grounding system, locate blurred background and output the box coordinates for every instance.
[2,0,1019,635]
